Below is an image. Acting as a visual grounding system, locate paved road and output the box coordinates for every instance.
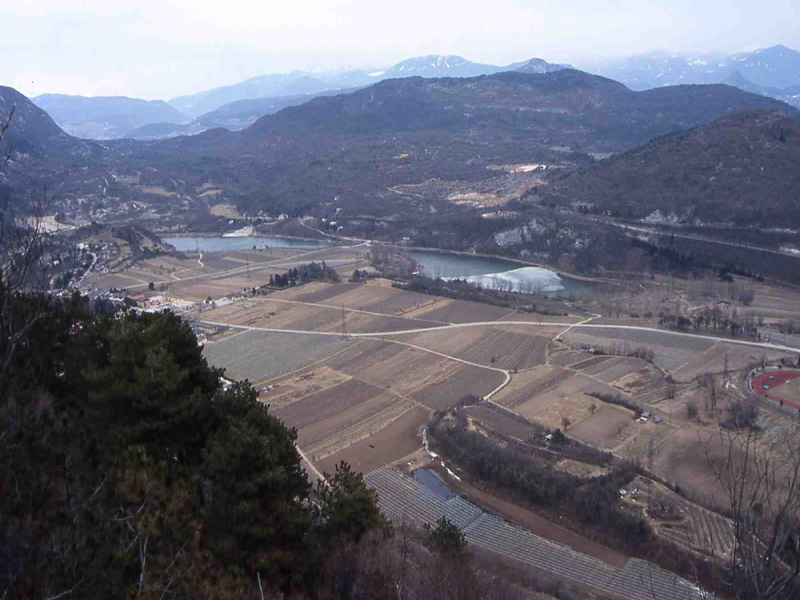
[198,318,800,356]
[607,221,800,259]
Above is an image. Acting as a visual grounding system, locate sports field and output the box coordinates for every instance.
[752,370,800,409]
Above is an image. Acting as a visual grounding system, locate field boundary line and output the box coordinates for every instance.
[250,338,370,388]
[204,327,252,345]
[296,444,325,482]
[258,297,450,326]
[371,336,511,402]
[669,341,721,377]
[551,306,601,344]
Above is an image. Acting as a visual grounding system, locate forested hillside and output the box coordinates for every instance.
[541,109,800,226]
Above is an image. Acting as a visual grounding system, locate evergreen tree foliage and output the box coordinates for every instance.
[0,293,384,598]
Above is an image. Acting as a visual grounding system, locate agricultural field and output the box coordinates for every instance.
[404,298,516,323]
[613,364,666,396]
[203,330,346,381]
[671,342,794,383]
[317,406,430,475]
[568,405,636,447]
[556,458,611,479]
[463,403,541,442]
[495,369,621,423]
[564,328,713,371]
[206,315,507,474]
[534,392,599,431]
[393,325,559,371]
[650,426,734,507]
[617,420,679,463]
[492,366,573,411]
[199,295,429,333]
[622,476,735,559]
[91,237,800,581]
[411,364,506,411]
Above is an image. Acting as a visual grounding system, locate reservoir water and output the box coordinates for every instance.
[162,237,592,298]
[408,249,591,298]
[163,235,326,253]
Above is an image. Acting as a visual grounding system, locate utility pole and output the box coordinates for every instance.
[341,303,347,339]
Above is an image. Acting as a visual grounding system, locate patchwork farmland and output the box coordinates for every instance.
[90,240,800,598]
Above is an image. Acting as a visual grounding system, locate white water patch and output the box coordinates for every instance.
[222,226,254,237]
[445,266,564,294]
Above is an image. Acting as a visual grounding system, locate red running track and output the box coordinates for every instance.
[752,370,800,409]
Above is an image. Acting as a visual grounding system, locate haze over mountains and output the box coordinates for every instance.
[32,95,190,140]
[30,55,572,140]
[587,45,800,91]
[26,45,800,143]
[585,44,800,109]
[168,55,572,120]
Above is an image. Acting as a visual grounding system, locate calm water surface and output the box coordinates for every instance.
[163,236,326,252]
[407,250,592,297]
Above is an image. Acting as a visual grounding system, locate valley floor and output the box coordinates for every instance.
[85,241,800,599]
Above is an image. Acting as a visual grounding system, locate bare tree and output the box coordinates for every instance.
[0,108,53,378]
[709,428,800,599]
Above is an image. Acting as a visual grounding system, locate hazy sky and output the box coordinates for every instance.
[4,0,799,100]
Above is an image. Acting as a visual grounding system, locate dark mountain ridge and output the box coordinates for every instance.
[0,86,76,155]
[120,70,798,224]
[2,69,797,228]
[541,109,800,226]
[244,71,792,147]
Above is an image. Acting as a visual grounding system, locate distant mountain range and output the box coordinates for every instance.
[166,70,377,119]
[167,55,571,120]
[19,56,570,141]
[126,87,367,140]
[32,94,190,140]
[586,44,800,107]
[721,71,800,109]
[21,46,800,142]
